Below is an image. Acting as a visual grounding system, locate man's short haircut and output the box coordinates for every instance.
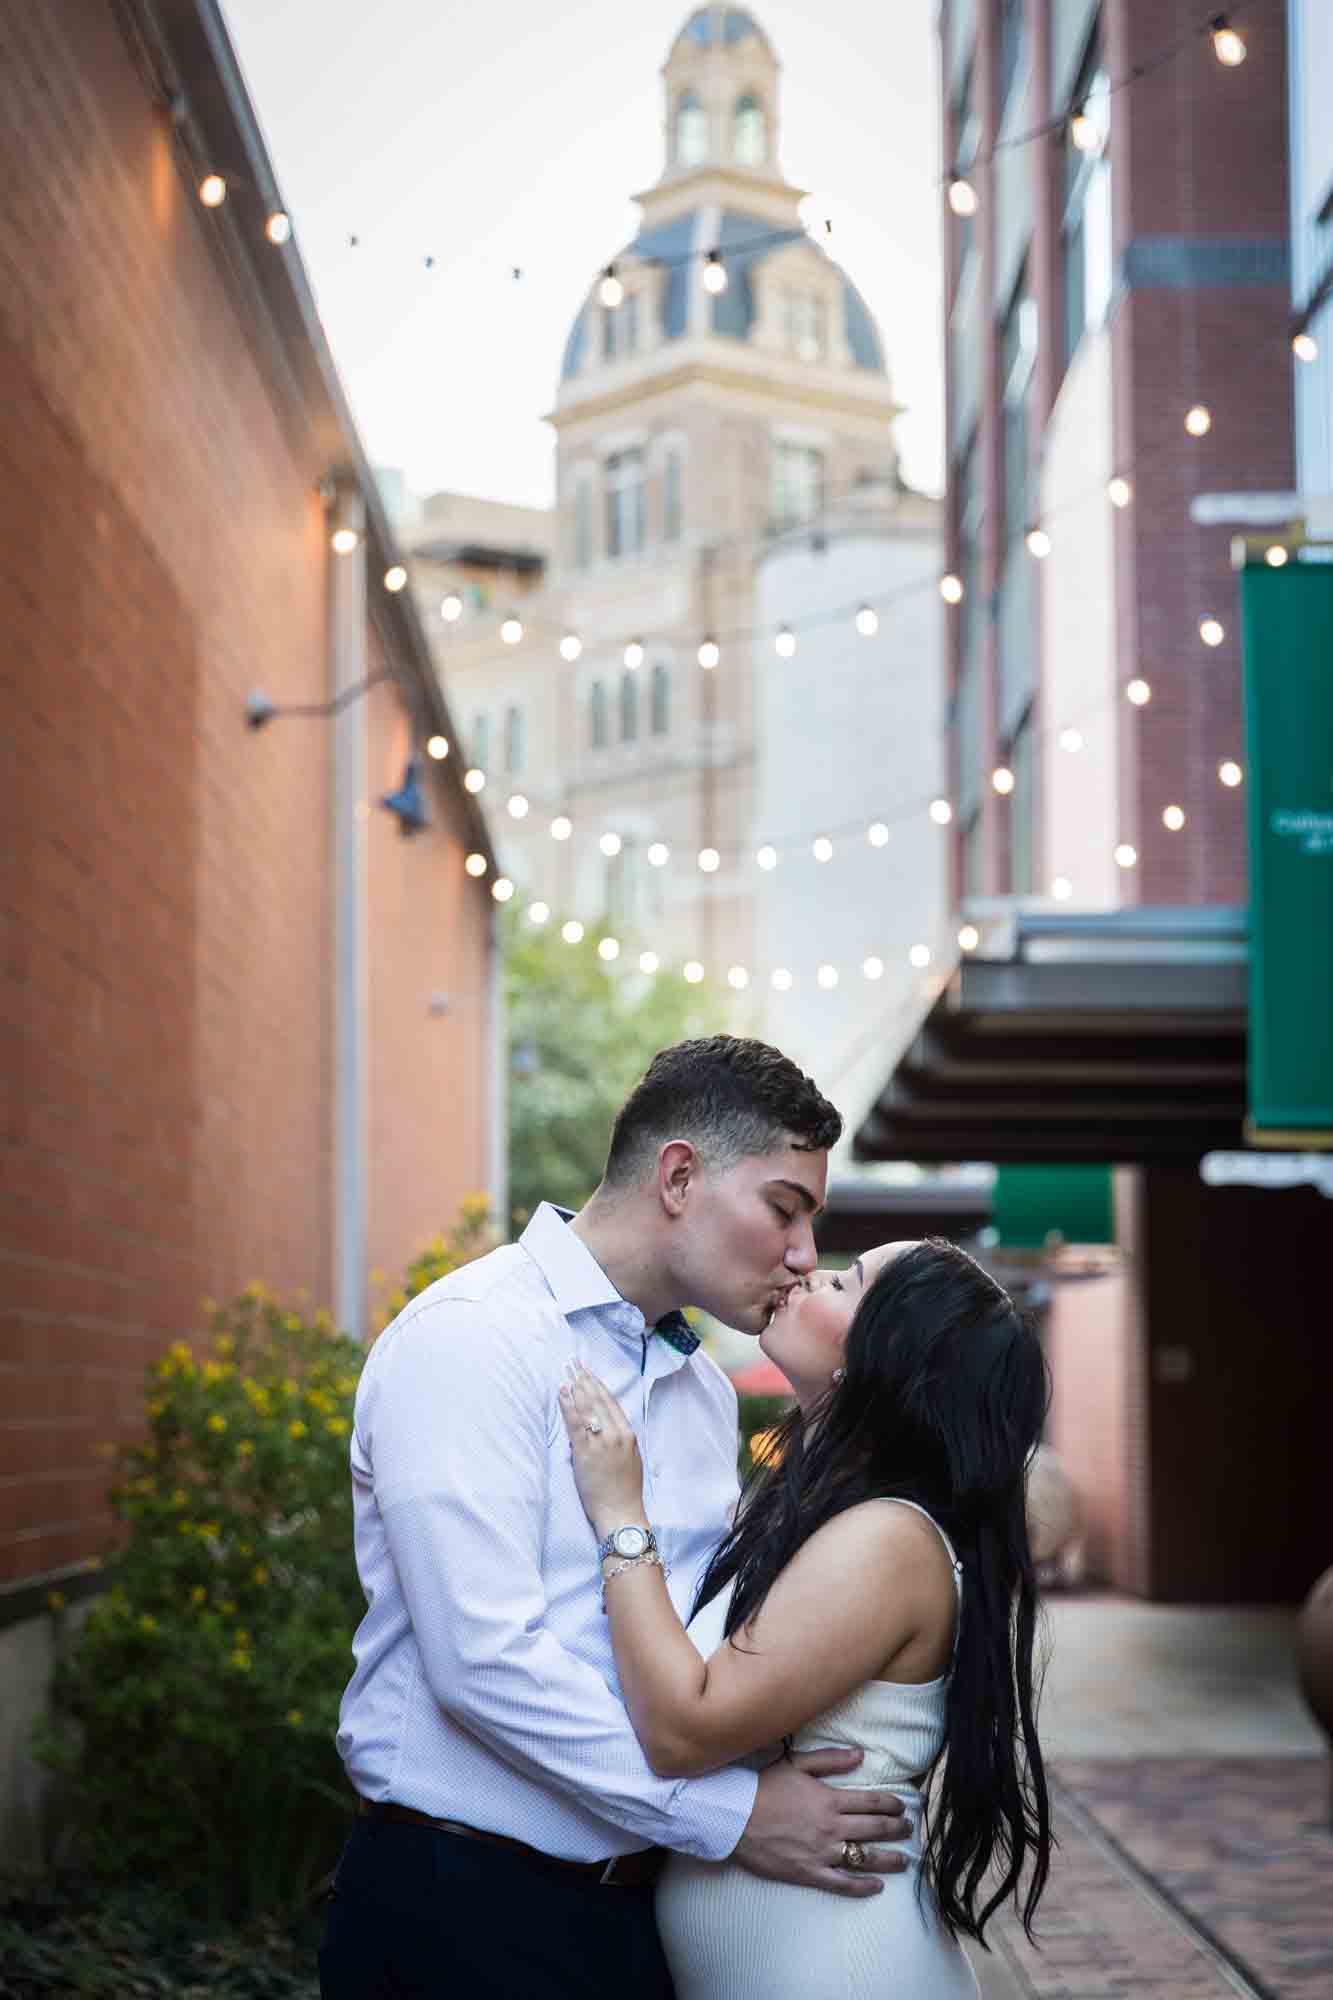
[602,1036,842,1189]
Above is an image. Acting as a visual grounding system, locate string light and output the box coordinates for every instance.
[624,640,645,669]
[1199,617,1225,646]
[771,967,794,991]
[958,925,980,952]
[383,565,407,592]
[1293,331,1319,363]
[683,960,705,984]
[639,951,659,974]
[491,877,514,903]
[598,937,620,962]
[775,626,797,658]
[550,814,573,841]
[561,920,584,944]
[867,822,889,847]
[598,266,624,308]
[559,632,583,661]
[856,605,880,636]
[1126,678,1152,706]
[265,210,291,245]
[1069,105,1100,153]
[1051,876,1073,900]
[426,735,449,760]
[1185,404,1212,437]
[939,574,964,603]
[1059,728,1084,753]
[1108,476,1133,508]
[507,793,529,818]
[464,768,486,794]
[909,944,932,969]
[1025,526,1052,560]
[727,965,750,990]
[929,798,953,825]
[756,844,778,869]
[812,836,834,862]
[947,176,978,217]
[198,174,226,207]
[992,766,1015,795]
[698,847,720,873]
[647,841,670,866]
[599,831,622,856]
[501,615,523,645]
[441,593,463,622]
[703,250,728,295]
[464,853,487,877]
[1218,759,1243,787]
[1210,16,1246,66]
[1163,804,1186,830]
[331,527,359,554]
[817,965,839,989]
[528,901,550,925]
[1265,545,1289,567]
[1113,843,1138,869]
[862,956,885,981]
[697,638,720,669]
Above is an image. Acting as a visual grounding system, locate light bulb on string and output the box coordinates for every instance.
[683,960,705,985]
[947,176,978,217]
[383,565,407,593]
[528,902,550,926]
[441,592,463,622]
[862,956,885,982]
[1185,404,1212,437]
[1265,545,1289,567]
[624,640,644,669]
[561,920,584,944]
[867,822,889,847]
[599,831,622,857]
[464,853,487,878]
[1051,876,1073,901]
[992,766,1015,795]
[1114,843,1138,869]
[1210,16,1246,66]
[909,944,931,969]
[817,965,839,990]
[775,627,797,658]
[507,793,529,819]
[647,842,669,867]
[727,966,750,990]
[550,814,573,841]
[639,951,659,975]
[464,768,486,794]
[703,250,728,295]
[812,836,834,863]
[598,266,623,308]
[939,573,964,603]
[559,632,583,662]
[426,735,449,760]
[1126,678,1152,706]
[491,877,514,903]
[697,637,720,670]
[1069,106,1100,153]
[698,847,720,873]
[1163,805,1186,831]
[958,925,980,952]
[331,527,359,554]
[856,605,880,636]
[1293,331,1319,363]
[1108,476,1133,509]
[265,211,291,245]
[598,937,620,962]
[1059,728,1084,753]
[1025,526,1052,560]
[929,798,953,825]
[500,614,523,645]
[198,174,227,208]
[756,845,778,870]
[771,967,793,991]
[1219,760,1243,787]
[1200,617,1225,647]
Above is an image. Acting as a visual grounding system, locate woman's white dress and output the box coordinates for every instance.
[655,1503,979,1999]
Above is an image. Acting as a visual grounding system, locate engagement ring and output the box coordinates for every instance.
[839,1839,867,1871]
[585,1419,603,1435]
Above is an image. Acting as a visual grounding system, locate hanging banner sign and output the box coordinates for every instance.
[1239,558,1333,1146]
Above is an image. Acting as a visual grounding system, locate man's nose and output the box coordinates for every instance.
[783,1228,817,1276]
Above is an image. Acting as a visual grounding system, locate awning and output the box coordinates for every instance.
[854,908,1248,1166]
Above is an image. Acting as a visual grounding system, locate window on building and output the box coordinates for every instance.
[602,293,640,361]
[955,428,983,673]
[783,291,825,363]
[650,660,671,736]
[952,62,980,283]
[733,92,766,166]
[1006,705,1036,894]
[960,809,986,899]
[574,479,593,570]
[1062,32,1112,369]
[504,704,525,776]
[606,448,646,558]
[663,449,683,542]
[589,681,609,749]
[674,91,707,167]
[772,441,824,530]
[470,712,490,771]
[620,670,639,743]
[1000,269,1037,549]
[998,0,1026,118]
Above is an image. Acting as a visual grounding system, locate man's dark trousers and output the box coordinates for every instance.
[318,1818,676,1999]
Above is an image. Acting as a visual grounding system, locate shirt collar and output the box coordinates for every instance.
[519,1202,699,1356]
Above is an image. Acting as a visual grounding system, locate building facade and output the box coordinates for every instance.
[435,6,942,1028]
[1288,0,1333,505]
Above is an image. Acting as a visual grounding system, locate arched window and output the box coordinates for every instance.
[733,93,766,166]
[650,661,671,737]
[470,713,490,770]
[504,705,525,775]
[620,671,639,743]
[674,91,707,167]
[589,681,609,749]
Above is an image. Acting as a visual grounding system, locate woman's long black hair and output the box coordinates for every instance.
[693,1238,1053,1944]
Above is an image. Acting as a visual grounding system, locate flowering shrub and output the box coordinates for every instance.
[375,1190,495,1328]
[40,1288,366,1922]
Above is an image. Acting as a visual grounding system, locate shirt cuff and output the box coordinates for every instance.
[670,1761,761,1861]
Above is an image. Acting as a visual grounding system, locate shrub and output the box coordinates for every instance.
[39,1289,366,1924]
[375,1191,496,1328]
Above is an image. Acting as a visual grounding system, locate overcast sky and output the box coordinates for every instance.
[220,1,944,510]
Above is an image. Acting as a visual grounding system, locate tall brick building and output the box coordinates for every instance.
[0,0,498,1856]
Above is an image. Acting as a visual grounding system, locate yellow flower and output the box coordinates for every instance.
[235,1629,251,1647]
[462,1191,490,1222]
[206,1413,227,1433]
[286,1709,304,1727]
[230,1650,252,1671]
[288,1420,307,1440]
[178,1521,195,1536]
[284,1313,302,1333]
[84,1555,102,1571]
[242,1281,267,1303]
[47,1591,66,1613]
[282,1378,298,1399]
[326,1417,349,1438]
[169,1341,193,1365]
[236,1439,254,1460]
[238,1541,253,1557]
[138,1614,159,1636]
[199,1522,221,1541]
[171,1489,188,1508]
[214,1333,234,1357]
[189,1585,208,1607]
[251,1565,269,1587]
[219,1599,238,1617]
[335,1375,357,1397]
[147,1399,165,1419]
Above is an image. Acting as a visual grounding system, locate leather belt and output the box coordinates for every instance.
[356,1798,666,1888]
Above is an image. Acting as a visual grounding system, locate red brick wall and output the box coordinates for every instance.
[0,1,490,1590]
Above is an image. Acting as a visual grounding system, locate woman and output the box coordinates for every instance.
[558,1237,1051,1999]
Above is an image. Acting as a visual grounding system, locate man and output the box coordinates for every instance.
[321,1037,911,1998]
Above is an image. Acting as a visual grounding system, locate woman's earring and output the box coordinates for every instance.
[831,1366,845,1385]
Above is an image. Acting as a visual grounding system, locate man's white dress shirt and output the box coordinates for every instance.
[337,1202,759,1861]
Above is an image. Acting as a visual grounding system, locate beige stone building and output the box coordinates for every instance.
[427,5,938,988]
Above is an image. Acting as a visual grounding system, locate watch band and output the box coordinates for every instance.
[596,1524,658,1563]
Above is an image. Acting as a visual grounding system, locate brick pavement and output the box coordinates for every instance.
[973,1759,1332,2000]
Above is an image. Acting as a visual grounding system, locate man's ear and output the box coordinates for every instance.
[657,1140,699,1219]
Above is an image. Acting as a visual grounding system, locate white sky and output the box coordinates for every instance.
[220,1,944,510]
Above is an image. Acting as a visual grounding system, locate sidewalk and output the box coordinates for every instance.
[962,1596,1331,1999]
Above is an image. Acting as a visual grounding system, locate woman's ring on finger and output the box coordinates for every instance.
[839,1839,867,1871]
[584,1419,603,1436]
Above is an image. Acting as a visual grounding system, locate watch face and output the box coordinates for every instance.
[613,1526,649,1559]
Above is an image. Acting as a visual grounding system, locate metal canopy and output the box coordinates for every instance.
[853,908,1249,1166]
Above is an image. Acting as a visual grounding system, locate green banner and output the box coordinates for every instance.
[1239,559,1333,1146]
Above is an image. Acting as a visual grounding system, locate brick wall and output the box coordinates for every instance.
[0,0,490,1591]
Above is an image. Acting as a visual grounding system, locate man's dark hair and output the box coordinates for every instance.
[602,1036,842,1189]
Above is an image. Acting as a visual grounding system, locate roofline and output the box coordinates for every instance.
[122,0,497,870]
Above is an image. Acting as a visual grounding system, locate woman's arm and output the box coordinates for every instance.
[559,1363,944,1779]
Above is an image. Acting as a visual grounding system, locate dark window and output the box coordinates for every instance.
[1006,705,1036,894]
[606,449,646,558]
[663,450,682,542]
[503,705,524,776]
[620,671,639,742]
[650,661,671,736]
[734,92,765,165]
[675,91,707,166]
[470,713,490,770]
[589,681,608,749]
